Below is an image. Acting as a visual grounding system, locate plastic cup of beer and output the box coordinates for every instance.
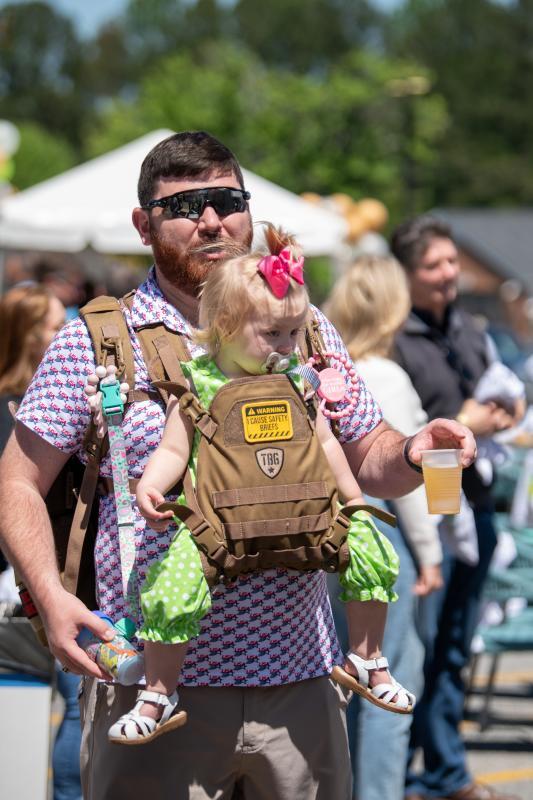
[420,449,463,515]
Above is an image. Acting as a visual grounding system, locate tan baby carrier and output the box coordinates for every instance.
[157,370,393,586]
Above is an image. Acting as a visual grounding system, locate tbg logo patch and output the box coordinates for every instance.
[255,447,284,478]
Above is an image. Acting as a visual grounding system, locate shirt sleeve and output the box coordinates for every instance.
[312,306,382,444]
[16,317,95,453]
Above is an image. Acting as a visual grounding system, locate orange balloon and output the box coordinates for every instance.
[355,198,388,231]
[346,209,368,242]
[300,192,322,205]
[329,192,355,216]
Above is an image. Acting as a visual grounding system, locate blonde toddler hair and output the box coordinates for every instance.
[323,254,410,361]
[195,224,309,356]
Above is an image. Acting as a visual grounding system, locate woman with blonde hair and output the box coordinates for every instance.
[323,254,443,800]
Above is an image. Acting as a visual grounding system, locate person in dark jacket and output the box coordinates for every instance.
[391,215,521,800]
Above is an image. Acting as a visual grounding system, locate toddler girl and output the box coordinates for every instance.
[108,226,415,745]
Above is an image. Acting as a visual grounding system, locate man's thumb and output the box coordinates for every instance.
[84,611,115,641]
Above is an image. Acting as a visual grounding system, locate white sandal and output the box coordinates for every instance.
[108,689,187,745]
[331,652,415,715]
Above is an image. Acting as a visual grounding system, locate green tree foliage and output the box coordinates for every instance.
[88,42,447,221]
[9,0,532,216]
[0,2,88,147]
[233,0,383,72]
[100,0,382,77]
[11,121,77,189]
[386,0,533,205]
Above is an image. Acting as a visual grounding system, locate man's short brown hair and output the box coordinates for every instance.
[137,131,245,207]
[390,215,453,272]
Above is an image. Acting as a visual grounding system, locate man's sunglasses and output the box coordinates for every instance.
[142,187,251,220]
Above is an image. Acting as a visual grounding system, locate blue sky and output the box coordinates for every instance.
[0,0,405,37]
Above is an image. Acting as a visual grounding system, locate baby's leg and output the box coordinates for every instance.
[338,509,399,679]
[107,642,189,743]
[334,510,415,709]
[345,599,392,689]
[139,641,189,722]
[109,528,210,742]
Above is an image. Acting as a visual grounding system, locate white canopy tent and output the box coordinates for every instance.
[0,129,347,257]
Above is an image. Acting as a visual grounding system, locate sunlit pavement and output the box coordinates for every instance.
[462,651,533,800]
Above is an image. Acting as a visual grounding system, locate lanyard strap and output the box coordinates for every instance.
[101,377,138,620]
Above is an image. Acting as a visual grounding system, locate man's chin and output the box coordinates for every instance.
[444,287,458,305]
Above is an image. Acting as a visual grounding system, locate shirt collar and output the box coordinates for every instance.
[129,266,192,335]
[409,304,456,336]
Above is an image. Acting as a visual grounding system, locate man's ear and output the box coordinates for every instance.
[132,207,152,246]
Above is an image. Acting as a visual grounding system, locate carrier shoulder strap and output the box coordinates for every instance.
[56,289,196,599]
[64,291,168,596]
[299,310,328,364]
[62,296,137,595]
[299,309,344,436]
[121,292,191,404]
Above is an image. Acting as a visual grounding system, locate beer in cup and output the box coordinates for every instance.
[421,449,463,515]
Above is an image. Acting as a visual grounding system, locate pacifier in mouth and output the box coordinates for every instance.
[262,352,292,374]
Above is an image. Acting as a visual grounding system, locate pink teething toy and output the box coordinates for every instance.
[306,352,359,419]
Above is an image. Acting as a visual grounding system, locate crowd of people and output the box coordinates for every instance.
[0,130,523,800]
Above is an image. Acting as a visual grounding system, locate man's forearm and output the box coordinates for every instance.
[0,426,69,612]
[342,422,423,499]
[0,476,63,608]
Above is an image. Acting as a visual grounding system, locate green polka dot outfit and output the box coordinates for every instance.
[137,356,227,644]
[339,511,399,603]
[138,356,399,645]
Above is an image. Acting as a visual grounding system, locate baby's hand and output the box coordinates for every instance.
[136,486,174,531]
[345,496,365,507]
[84,365,129,438]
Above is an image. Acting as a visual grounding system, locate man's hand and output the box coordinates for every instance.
[84,365,129,439]
[406,418,477,469]
[413,564,443,596]
[41,589,115,678]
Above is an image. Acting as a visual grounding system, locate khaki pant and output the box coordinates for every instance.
[80,676,352,800]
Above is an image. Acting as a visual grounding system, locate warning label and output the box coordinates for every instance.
[242,400,293,442]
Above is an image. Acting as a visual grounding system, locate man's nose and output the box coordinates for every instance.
[443,259,459,279]
[197,204,223,233]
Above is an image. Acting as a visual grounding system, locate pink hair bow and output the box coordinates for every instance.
[257,248,305,299]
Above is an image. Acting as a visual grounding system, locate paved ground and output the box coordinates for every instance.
[462,650,533,800]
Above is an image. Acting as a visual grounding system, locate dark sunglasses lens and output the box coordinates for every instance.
[166,189,248,219]
[168,193,205,219]
[209,189,247,216]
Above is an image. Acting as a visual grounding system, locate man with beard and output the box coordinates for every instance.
[0,133,475,800]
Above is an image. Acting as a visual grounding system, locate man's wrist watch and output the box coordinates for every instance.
[403,436,423,474]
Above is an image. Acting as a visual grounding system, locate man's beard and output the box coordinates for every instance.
[151,227,253,297]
